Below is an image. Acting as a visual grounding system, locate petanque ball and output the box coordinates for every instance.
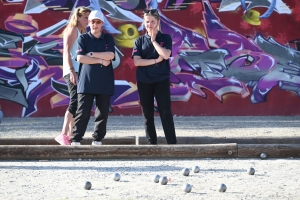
[153,175,160,183]
[159,176,168,185]
[84,181,92,190]
[181,168,190,176]
[218,183,227,192]
[112,173,121,181]
[182,183,192,193]
[192,166,200,173]
[247,167,255,175]
[260,153,267,159]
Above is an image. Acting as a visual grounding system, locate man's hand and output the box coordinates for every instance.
[100,59,111,67]
[157,55,164,63]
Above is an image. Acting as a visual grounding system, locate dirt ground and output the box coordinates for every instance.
[0,115,299,138]
[0,116,299,199]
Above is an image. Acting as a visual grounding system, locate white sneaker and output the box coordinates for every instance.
[71,142,81,145]
[92,141,102,146]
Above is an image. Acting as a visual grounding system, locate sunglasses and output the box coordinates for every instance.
[77,6,90,12]
[90,20,102,24]
[143,9,158,15]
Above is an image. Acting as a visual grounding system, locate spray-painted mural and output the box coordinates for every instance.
[0,0,300,117]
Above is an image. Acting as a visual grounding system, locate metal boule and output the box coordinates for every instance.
[159,176,168,185]
[247,167,255,175]
[192,166,200,173]
[218,183,227,192]
[112,173,121,181]
[181,168,190,176]
[182,183,192,193]
[84,181,92,190]
[153,175,160,183]
[260,153,267,159]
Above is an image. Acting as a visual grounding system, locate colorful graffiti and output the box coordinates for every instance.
[0,0,300,117]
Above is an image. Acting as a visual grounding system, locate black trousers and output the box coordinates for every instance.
[137,78,177,144]
[64,73,77,118]
[72,93,111,142]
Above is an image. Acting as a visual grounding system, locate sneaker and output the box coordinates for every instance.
[71,142,81,145]
[148,142,157,145]
[55,134,71,145]
[91,141,102,146]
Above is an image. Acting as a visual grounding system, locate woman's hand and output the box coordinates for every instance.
[149,28,158,42]
[70,70,78,85]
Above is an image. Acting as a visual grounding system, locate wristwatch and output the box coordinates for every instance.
[89,52,93,57]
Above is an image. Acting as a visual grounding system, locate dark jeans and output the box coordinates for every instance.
[137,78,177,144]
[64,73,77,118]
[72,93,111,142]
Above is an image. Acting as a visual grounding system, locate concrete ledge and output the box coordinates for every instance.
[1,137,299,160]
[0,144,237,160]
[0,137,136,145]
[2,136,299,146]
[237,144,300,158]
[138,136,300,144]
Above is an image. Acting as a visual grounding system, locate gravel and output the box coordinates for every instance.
[0,116,299,199]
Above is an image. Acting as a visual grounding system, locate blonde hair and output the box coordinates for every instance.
[62,6,91,36]
[143,9,161,31]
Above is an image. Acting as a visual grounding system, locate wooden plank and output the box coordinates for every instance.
[138,136,300,145]
[238,144,300,158]
[0,144,237,160]
[0,137,136,145]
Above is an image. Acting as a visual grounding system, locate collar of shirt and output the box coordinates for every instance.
[88,31,105,40]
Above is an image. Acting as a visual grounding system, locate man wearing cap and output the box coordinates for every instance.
[71,10,115,145]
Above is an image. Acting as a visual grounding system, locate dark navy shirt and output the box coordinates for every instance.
[76,31,115,95]
[132,31,172,84]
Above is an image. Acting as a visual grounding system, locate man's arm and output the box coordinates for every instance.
[76,54,103,64]
[89,52,114,61]
[83,34,115,66]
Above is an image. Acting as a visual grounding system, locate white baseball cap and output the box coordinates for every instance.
[88,10,104,22]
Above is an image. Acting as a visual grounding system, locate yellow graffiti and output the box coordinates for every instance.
[114,24,139,48]
[242,10,261,26]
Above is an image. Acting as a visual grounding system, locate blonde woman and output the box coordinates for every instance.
[55,6,91,145]
[132,9,177,145]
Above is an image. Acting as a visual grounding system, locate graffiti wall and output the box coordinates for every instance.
[0,0,300,117]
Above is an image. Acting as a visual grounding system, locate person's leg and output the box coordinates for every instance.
[137,81,157,144]
[154,78,177,144]
[93,94,111,141]
[55,74,77,145]
[65,73,78,137]
[68,118,75,136]
[72,93,94,142]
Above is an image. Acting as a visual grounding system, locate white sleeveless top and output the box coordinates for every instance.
[63,27,81,77]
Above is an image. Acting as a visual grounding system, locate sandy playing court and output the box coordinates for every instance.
[0,158,299,199]
[0,116,299,199]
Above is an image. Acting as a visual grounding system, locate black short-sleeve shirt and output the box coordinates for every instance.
[76,32,115,95]
[132,31,172,84]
